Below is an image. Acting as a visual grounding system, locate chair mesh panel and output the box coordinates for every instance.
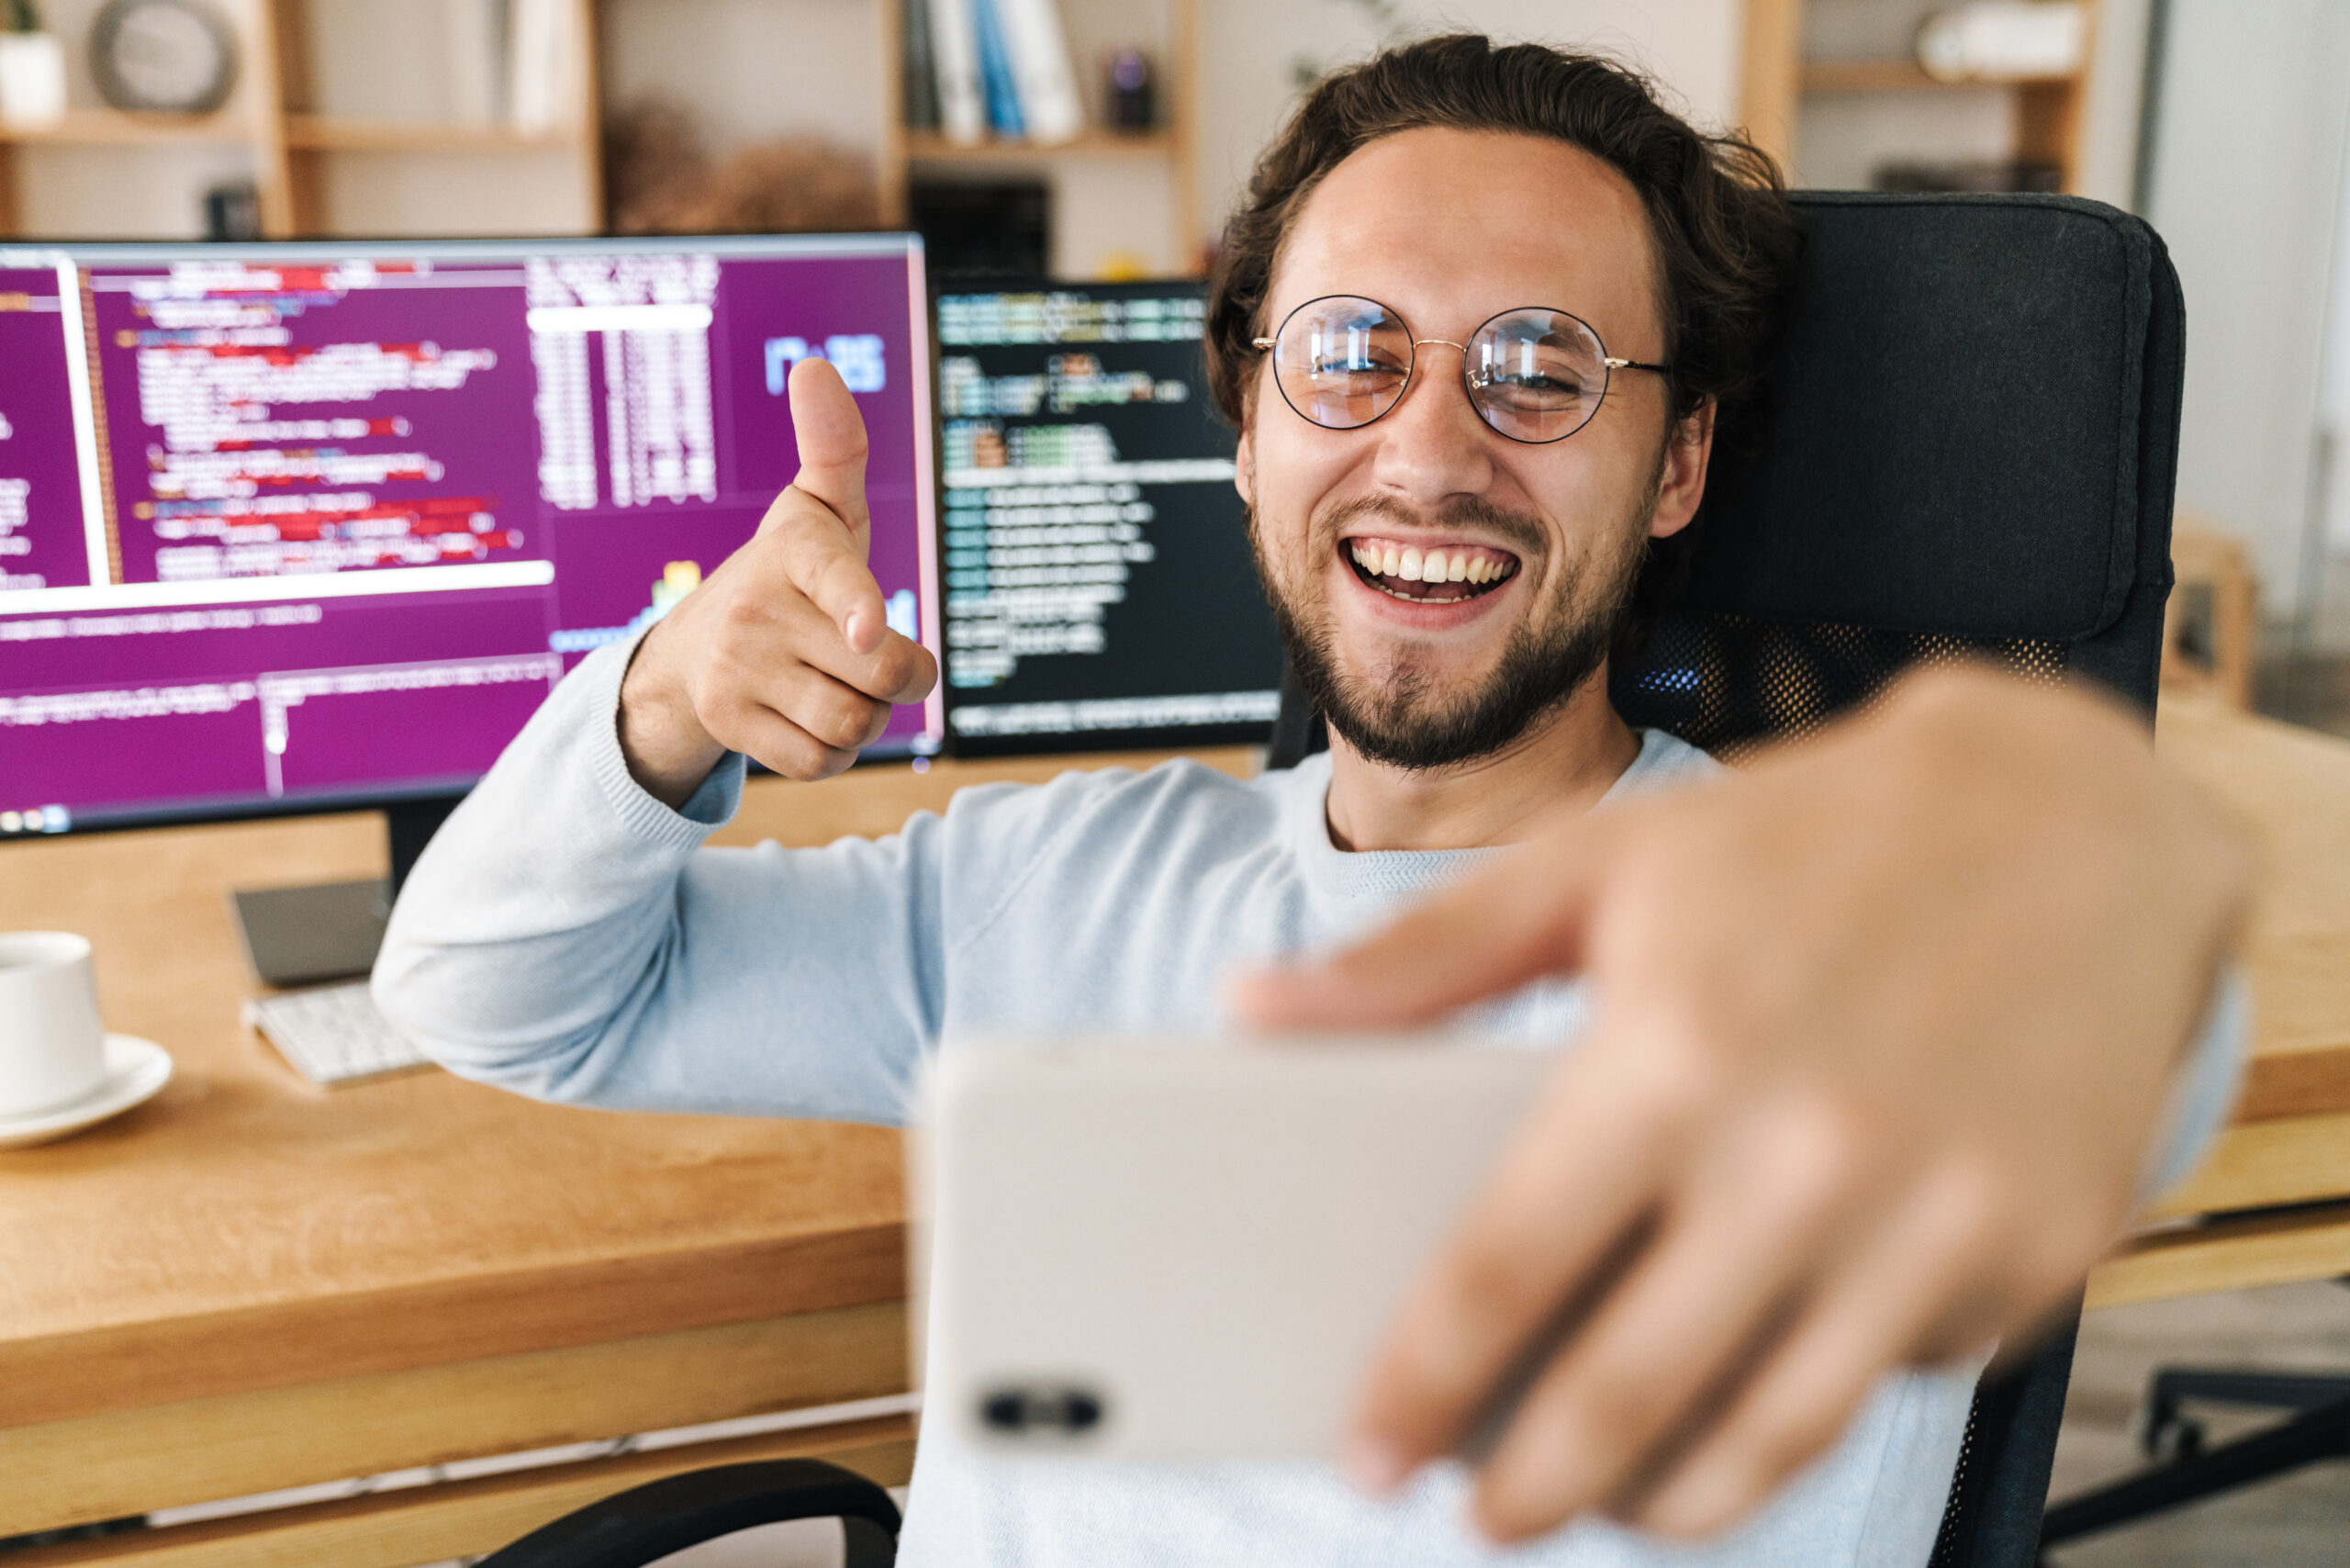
[1610,613,2070,762]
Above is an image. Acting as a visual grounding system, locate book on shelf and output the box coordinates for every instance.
[918,0,1084,146]
[509,0,576,134]
[927,0,986,144]
[902,0,941,131]
[971,0,1025,138]
[996,0,1083,145]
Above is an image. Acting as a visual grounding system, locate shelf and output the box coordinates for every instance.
[903,129,1177,162]
[1801,60,2076,93]
[0,108,248,147]
[283,115,586,153]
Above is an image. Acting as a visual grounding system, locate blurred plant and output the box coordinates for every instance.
[603,99,881,236]
[6,0,42,35]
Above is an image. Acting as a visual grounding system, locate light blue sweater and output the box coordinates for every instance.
[375,634,2244,1568]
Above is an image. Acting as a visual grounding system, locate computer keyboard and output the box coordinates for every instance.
[245,980,433,1088]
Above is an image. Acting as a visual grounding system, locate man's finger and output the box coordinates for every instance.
[1343,1030,1702,1488]
[704,693,860,783]
[1469,1092,1859,1541]
[1230,810,1615,1029]
[768,513,897,670]
[785,355,870,535]
[1626,1162,1998,1540]
[758,588,935,706]
[778,356,882,653]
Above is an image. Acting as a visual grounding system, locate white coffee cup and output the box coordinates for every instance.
[0,931,109,1119]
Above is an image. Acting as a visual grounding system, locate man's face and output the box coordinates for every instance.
[1237,128,1709,770]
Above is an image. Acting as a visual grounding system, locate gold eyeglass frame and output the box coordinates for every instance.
[1250,294,1672,445]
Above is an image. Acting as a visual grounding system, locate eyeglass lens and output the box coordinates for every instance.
[1268,296,1613,443]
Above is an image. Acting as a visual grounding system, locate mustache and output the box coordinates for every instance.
[1313,493,1550,556]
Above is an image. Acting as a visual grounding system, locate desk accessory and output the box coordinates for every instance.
[0,12,65,130]
[246,980,431,1087]
[89,0,237,114]
[0,930,171,1148]
[0,930,108,1117]
[0,1034,172,1150]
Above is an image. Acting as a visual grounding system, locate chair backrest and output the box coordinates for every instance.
[1264,193,2188,1568]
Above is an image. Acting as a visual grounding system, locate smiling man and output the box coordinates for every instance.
[376,35,2245,1568]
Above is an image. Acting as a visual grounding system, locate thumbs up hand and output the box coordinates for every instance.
[620,356,938,803]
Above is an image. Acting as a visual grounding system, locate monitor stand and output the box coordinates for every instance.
[229,797,458,988]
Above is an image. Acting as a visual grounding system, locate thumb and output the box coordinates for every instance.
[1228,810,1614,1030]
[783,354,871,546]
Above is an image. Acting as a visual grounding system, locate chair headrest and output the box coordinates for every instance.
[1686,193,2163,645]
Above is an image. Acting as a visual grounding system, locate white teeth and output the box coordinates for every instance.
[1345,540,1516,593]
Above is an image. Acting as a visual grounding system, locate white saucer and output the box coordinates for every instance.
[0,1036,174,1150]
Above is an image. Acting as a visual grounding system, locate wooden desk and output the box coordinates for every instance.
[4,704,2344,1557]
[2087,697,2350,1310]
[0,746,1247,1565]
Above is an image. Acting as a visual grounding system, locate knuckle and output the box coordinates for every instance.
[716,590,769,638]
[1768,1092,1867,1204]
[820,694,879,749]
[781,734,838,780]
[873,640,918,691]
[1444,1242,1557,1339]
[1625,1024,1731,1129]
[1566,1363,1654,1445]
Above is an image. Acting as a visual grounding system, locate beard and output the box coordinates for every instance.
[1248,477,1656,773]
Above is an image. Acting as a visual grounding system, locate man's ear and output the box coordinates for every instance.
[1234,419,1256,507]
[1650,398,1716,541]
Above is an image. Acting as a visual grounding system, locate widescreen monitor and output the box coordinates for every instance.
[0,234,941,841]
[934,279,1284,756]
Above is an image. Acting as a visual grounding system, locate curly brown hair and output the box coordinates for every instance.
[1204,34,1803,660]
[1206,34,1798,431]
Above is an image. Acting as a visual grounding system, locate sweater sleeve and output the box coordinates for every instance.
[371,633,946,1126]
[2142,963,2253,1202]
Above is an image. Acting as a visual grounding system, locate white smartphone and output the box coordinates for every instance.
[911,1040,1554,1460]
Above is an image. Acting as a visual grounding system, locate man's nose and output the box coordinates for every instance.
[1369,342,1494,510]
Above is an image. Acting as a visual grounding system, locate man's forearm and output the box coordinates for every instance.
[372,633,745,1100]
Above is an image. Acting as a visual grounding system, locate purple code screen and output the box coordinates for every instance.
[0,239,937,833]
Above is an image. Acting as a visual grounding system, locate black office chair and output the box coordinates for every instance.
[478,191,2188,1568]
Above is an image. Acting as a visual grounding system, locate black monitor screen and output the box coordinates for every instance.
[0,235,940,837]
[934,280,1283,756]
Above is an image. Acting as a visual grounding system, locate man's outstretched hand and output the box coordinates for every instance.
[619,356,937,804]
[1232,668,2248,1544]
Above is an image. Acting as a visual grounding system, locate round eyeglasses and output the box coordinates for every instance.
[1251,295,1672,445]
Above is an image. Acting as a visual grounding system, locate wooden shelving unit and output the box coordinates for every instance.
[1799,59,2073,94]
[877,0,1203,272]
[0,0,1197,268]
[0,0,599,240]
[1740,0,2101,193]
[901,128,1181,162]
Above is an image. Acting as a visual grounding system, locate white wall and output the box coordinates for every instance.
[1194,0,1743,249]
[2144,0,2350,616]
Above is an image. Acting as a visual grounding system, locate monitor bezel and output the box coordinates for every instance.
[0,230,945,844]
